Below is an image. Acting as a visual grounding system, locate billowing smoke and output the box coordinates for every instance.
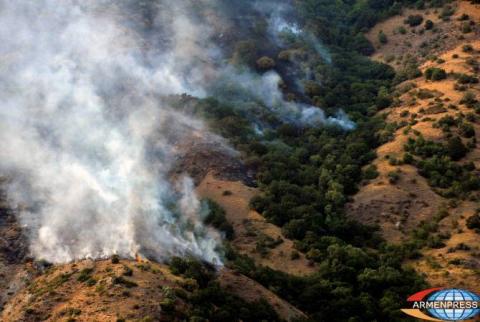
[211,67,355,130]
[0,0,355,265]
[254,0,332,64]
[0,0,225,264]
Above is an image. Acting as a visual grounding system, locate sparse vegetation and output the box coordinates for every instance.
[113,276,138,288]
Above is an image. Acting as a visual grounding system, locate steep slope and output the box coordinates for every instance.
[351,1,480,289]
[0,183,30,312]
[366,1,480,67]
[0,164,308,321]
[197,172,316,276]
[1,258,306,322]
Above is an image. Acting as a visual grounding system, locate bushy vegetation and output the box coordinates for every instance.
[466,211,480,233]
[203,199,234,240]
[169,257,280,321]
[425,67,447,81]
[405,14,424,27]
[227,246,425,321]
[404,136,479,198]
[171,1,470,320]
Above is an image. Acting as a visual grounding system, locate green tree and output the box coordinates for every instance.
[378,30,388,44]
[447,136,467,160]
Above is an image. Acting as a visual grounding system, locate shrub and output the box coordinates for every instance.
[425,20,434,30]
[461,22,472,33]
[378,31,388,44]
[446,136,467,160]
[460,91,477,107]
[403,153,414,164]
[111,254,120,264]
[466,213,480,231]
[231,40,257,66]
[405,14,424,27]
[462,44,474,52]
[204,199,234,240]
[113,276,137,288]
[425,67,447,81]
[77,268,94,282]
[256,56,276,70]
[388,171,400,184]
[303,80,322,97]
[417,88,435,99]
[363,164,379,180]
[456,73,478,84]
[459,123,475,138]
[290,251,300,260]
[439,5,455,20]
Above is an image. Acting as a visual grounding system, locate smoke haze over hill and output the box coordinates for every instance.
[0,0,354,264]
[0,0,226,264]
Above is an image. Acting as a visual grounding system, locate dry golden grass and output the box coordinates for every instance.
[1,259,306,322]
[366,1,480,66]
[408,201,480,292]
[1,259,188,322]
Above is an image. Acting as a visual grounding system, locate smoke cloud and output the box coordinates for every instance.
[0,0,355,265]
[254,0,332,64]
[211,67,355,130]
[0,0,225,264]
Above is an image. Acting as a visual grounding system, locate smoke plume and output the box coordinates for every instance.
[0,0,224,264]
[0,0,355,265]
[211,67,355,130]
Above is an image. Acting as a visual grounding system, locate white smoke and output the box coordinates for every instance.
[0,0,355,265]
[213,67,355,129]
[0,1,224,264]
[254,0,332,64]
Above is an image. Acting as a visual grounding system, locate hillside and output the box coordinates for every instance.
[0,258,305,322]
[197,172,316,276]
[352,0,480,290]
[2,1,480,321]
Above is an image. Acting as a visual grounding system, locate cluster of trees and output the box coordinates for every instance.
[226,244,425,321]
[466,211,480,233]
[204,199,234,240]
[425,67,447,81]
[168,257,280,321]
[435,114,476,138]
[404,136,480,197]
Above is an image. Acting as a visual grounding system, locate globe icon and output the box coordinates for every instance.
[427,289,480,321]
